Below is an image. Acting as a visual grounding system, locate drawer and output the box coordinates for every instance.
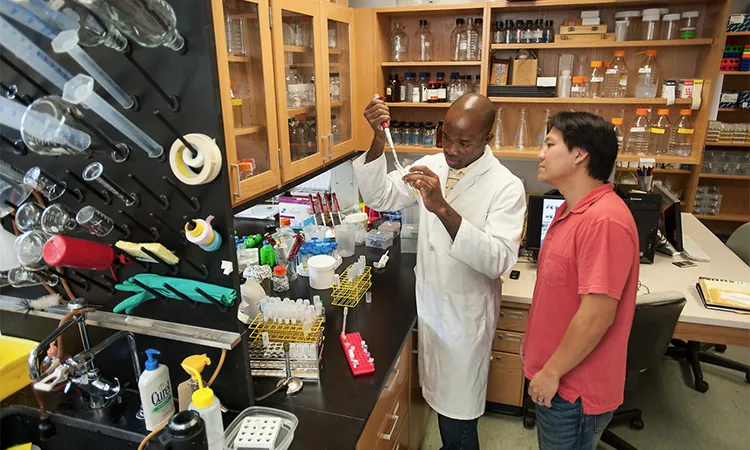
[374,377,410,450]
[486,351,524,407]
[357,335,411,450]
[393,410,410,450]
[492,330,523,354]
[497,307,528,333]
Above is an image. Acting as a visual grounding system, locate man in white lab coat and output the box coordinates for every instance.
[354,94,526,449]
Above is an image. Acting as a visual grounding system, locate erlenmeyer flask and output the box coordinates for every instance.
[77,0,185,52]
[537,109,551,148]
[491,107,506,149]
[512,108,530,150]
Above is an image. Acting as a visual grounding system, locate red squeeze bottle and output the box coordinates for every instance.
[43,235,115,271]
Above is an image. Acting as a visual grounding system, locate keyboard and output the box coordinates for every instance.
[682,235,711,262]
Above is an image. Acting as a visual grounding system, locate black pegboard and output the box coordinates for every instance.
[0,0,254,408]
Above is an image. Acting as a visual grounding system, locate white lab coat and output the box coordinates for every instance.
[353,146,526,420]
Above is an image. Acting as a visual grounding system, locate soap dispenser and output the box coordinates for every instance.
[183,365,223,450]
[139,348,176,431]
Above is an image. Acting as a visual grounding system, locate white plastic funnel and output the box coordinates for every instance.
[52,30,134,109]
[63,75,163,158]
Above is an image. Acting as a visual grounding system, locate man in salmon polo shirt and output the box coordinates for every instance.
[523,111,640,450]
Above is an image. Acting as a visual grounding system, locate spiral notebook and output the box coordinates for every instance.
[695,277,750,313]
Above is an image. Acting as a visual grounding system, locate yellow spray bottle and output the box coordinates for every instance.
[178,354,211,412]
[182,363,224,450]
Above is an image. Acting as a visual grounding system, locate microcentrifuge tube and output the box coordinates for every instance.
[366,291,372,304]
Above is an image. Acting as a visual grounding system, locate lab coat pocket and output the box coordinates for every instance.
[441,290,488,340]
[539,249,569,287]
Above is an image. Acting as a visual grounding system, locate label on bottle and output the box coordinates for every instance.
[571,86,584,92]
[412,87,420,102]
[630,127,646,132]
[617,136,624,144]
[385,86,392,97]
[400,86,407,101]
[638,68,652,74]
[618,76,628,87]
[459,42,468,50]
[421,86,429,102]
[649,127,666,134]
[605,69,618,75]
[678,128,695,135]
[590,77,604,83]
[438,88,447,100]
[428,88,438,101]
[231,99,243,106]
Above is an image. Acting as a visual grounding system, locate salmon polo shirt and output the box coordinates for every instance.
[523,183,640,415]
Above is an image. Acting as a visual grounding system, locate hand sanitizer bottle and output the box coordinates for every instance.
[138,348,175,431]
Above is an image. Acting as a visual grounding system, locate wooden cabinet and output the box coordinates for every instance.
[212,0,360,206]
[487,302,529,408]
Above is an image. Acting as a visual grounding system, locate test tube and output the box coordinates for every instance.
[82,162,138,207]
[62,75,163,159]
[23,167,66,200]
[51,30,135,109]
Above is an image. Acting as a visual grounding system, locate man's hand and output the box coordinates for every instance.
[528,367,559,408]
[363,98,390,136]
[402,166,447,214]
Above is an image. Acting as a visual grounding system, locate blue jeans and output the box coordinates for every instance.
[536,395,614,450]
[438,414,479,450]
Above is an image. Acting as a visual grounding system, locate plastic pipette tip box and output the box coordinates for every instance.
[340,332,375,376]
[232,416,282,450]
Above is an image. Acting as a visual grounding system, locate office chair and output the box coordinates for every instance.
[600,291,686,450]
[726,222,750,265]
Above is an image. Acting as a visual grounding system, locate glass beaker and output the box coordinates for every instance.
[8,266,59,287]
[23,167,66,200]
[76,206,114,237]
[41,203,84,234]
[226,15,246,56]
[334,224,355,258]
[15,202,44,232]
[14,230,50,270]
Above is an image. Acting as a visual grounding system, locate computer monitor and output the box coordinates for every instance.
[526,194,565,254]
[652,183,683,252]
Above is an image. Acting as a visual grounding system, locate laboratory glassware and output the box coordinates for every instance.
[79,0,186,52]
[635,50,660,98]
[226,15,246,56]
[612,118,624,153]
[604,51,628,98]
[491,107,506,149]
[512,108,530,150]
[625,109,650,155]
[82,162,138,207]
[414,19,433,62]
[76,205,115,237]
[390,21,408,62]
[0,162,33,214]
[15,202,44,232]
[23,167,66,200]
[648,109,671,155]
[62,74,163,158]
[51,30,136,109]
[41,203,84,234]
[14,230,50,270]
[0,16,71,89]
[669,110,694,157]
[450,18,466,61]
[588,61,604,98]
[7,266,53,287]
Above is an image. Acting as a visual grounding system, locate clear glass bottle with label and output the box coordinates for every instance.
[588,61,604,98]
[612,117,624,153]
[390,21,409,62]
[436,72,447,102]
[401,73,412,102]
[414,19,433,62]
[625,108,651,155]
[329,72,340,103]
[533,19,544,43]
[230,80,243,128]
[505,19,515,44]
[669,109,694,157]
[423,123,436,148]
[493,21,505,44]
[450,18,467,61]
[285,66,304,108]
[648,108,671,155]
[544,20,555,43]
[604,51,628,98]
[447,72,459,102]
[571,76,588,98]
[635,50,660,98]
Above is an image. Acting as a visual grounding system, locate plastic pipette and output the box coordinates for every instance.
[0,16,71,90]
[341,307,348,336]
[52,30,135,109]
[374,94,420,200]
[0,0,58,38]
[0,96,91,152]
[62,74,163,158]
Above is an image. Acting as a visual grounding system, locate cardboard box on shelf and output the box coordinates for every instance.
[512,59,538,86]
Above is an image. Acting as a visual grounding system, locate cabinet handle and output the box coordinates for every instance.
[384,368,400,392]
[502,333,522,342]
[501,310,525,320]
[329,133,334,159]
[490,354,501,361]
[378,413,400,440]
[230,163,241,198]
[321,136,328,162]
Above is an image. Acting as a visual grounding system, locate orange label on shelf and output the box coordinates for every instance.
[678,128,695,135]
[649,128,666,134]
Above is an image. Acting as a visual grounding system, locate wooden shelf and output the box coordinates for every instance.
[287,105,315,116]
[705,142,750,148]
[330,101,344,108]
[694,213,750,222]
[490,39,713,50]
[381,61,481,67]
[394,146,443,154]
[616,167,693,174]
[488,97,693,105]
[328,48,342,55]
[616,154,700,164]
[284,45,312,53]
[374,3,485,14]
[699,174,750,180]
[387,102,450,108]
[727,32,750,36]
[228,55,250,63]
[721,71,750,75]
[234,125,265,136]
[717,108,747,112]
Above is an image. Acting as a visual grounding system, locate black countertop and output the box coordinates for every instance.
[237,217,418,449]
[2,219,419,450]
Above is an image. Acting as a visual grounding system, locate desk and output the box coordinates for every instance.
[501,213,750,346]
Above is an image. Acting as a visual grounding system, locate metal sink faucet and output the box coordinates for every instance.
[28,298,143,410]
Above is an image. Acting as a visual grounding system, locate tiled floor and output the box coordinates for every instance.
[421,347,750,450]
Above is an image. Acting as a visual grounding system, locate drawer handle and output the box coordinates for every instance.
[491,354,501,361]
[384,368,400,392]
[378,413,400,440]
[501,311,525,320]
[502,334,522,342]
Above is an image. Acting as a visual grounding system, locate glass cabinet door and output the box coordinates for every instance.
[213,0,280,205]
[321,3,355,159]
[271,0,325,182]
